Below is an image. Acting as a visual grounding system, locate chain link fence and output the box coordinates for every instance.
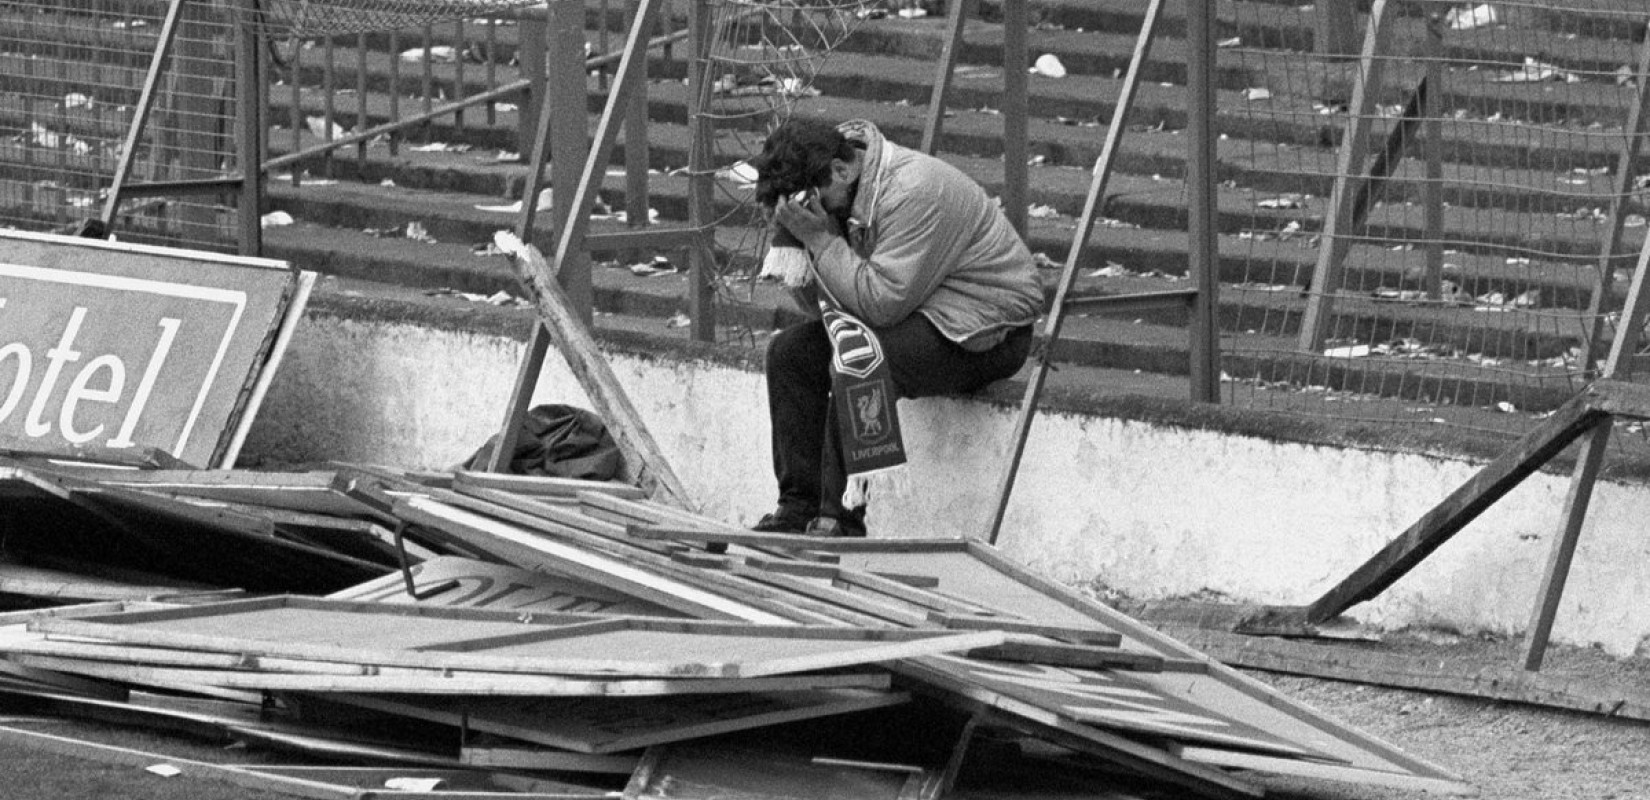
[0,0,246,251]
[1217,1,1650,442]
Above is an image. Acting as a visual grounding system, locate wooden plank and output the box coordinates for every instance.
[851,543,1473,789]
[916,653,1325,759]
[1583,378,1650,419]
[1305,396,1605,623]
[453,470,647,500]
[1522,418,1611,671]
[494,233,690,507]
[37,595,1000,679]
[0,562,205,601]
[460,746,639,774]
[391,495,793,623]
[327,555,686,617]
[966,638,1199,674]
[625,526,970,554]
[874,674,1263,800]
[333,688,909,755]
[929,613,1123,647]
[9,654,892,696]
[1172,745,1473,796]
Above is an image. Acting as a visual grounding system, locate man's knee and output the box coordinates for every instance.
[766,321,830,381]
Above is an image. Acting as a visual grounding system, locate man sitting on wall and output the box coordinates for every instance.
[748,116,1043,537]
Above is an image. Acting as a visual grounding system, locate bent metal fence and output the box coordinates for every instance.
[1216,0,1650,441]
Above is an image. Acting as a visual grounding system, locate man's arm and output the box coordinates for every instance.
[780,176,974,326]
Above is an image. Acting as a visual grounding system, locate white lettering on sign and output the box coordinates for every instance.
[0,262,245,457]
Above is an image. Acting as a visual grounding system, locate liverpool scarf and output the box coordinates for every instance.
[821,304,908,508]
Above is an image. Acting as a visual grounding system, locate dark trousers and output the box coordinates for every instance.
[765,313,1032,521]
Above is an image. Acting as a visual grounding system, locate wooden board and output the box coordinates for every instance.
[35,595,1002,679]
[0,561,205,601]
[460,746,639,774]
[330,688,910,754]
[0,229,306,468]
[392,494,792,624]
[328,556,686,618]
[828,542,1473,792]
[7,653,892,697]
[453,470,647,500]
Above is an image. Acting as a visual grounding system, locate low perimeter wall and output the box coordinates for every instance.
[243,296,1650,659]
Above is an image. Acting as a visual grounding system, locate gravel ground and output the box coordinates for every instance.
[1251,673,1650,800]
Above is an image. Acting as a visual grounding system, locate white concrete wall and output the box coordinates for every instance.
[245,313,1650,658]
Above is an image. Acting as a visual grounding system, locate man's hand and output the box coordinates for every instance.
[773,191,841,252]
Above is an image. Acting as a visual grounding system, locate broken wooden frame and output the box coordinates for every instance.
[622,529,1473,797]
[484,0,705,510]
[32,595,1004,679]
[325,477,1469,795]
[331,688,909,755]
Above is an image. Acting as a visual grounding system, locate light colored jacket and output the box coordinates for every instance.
[809,120,1043,350]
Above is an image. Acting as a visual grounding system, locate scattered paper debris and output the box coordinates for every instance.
[1496,401,1517,414]
[63,93,93,109]
[405,221,437,243]
[1445,3,1498,30]
[1027,203,1060,220]
[259,211,294,228]
[1324,344,1371,358]
[1494,57,1579,84]
[1031,54,1067,79]
[665,311,692,328]
[400,45,458,63]
[1242,87,1272,101]
[1256,194,1305,210]
[385,778,447,792]
[305,116,346,139]
[629,256,679,277]
[410,142,472,153]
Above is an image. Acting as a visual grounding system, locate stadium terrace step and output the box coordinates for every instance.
[230,0,1650,416]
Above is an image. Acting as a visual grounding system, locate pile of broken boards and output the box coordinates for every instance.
[0,456,1474,799]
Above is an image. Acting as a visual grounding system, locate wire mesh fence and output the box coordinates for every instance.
[0,0,244,251]
[1216,0,1650,444]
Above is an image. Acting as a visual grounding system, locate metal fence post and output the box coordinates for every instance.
[1315,0,1359,59]
[236,0,264,255]
[517,12,547,160]
[685,0,716,342]
[1186,0,1221,402]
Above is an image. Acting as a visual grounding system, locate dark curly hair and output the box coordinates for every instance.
[749,117,857,208]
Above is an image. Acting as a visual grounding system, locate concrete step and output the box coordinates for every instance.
[262,131,1638,311]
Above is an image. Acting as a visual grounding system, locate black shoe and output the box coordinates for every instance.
[752,507,812,534]
[804,515,867,538]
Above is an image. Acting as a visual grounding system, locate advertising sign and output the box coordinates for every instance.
[0,230,307,467]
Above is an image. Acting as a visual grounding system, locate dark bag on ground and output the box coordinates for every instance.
[460,404,622,480]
